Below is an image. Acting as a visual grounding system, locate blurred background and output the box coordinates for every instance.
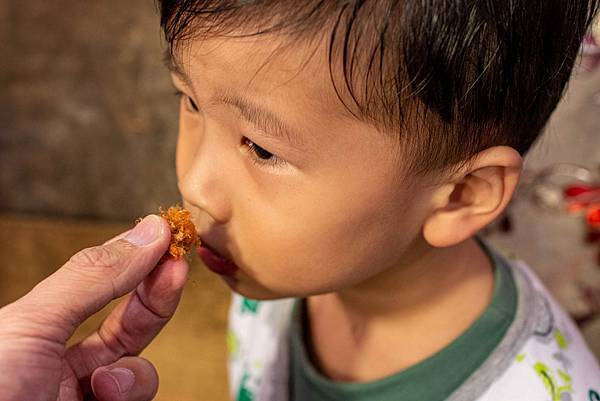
[1,1,599,400]
[0,1,231,400]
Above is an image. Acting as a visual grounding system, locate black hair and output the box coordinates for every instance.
[157,0,598,175]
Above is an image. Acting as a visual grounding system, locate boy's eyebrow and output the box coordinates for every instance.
[214,91,308,150]
[163,50,308,150]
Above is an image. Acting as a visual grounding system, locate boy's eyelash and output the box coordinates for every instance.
[173,89,200,112]
[242,137,285,169]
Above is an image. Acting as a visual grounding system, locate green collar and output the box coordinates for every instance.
[289,238,517,401]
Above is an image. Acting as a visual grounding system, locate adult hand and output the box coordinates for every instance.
[0,214,189,401]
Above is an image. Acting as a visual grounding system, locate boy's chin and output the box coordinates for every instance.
[222,276,301,301]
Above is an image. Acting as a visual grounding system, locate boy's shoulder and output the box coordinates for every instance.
[447,255,600,401]
[226,251,600,401]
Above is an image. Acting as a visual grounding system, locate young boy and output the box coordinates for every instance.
[159,1,600,400]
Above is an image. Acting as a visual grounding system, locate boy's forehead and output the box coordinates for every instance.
[167,35,359,123]
[166,34,410,178]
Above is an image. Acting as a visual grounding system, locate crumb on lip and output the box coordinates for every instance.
[136,205,200,264]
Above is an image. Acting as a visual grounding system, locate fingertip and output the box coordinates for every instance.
[92,367,134,401]
[162,257,190,288]
[136,257,189,318]
[125,215,170,247]
[104,214,171,247]
[153,213,173,240]
[92,357,158,401]
[148,257,190,291]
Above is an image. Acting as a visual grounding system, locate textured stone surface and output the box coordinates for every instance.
[0,1,180,220]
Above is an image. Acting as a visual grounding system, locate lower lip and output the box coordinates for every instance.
[197,245,239,276]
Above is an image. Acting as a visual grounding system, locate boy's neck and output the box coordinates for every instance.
[305,236,495,382]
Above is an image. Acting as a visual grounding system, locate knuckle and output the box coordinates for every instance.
[69,240,136,272]
[70,245,121,269]
[65,241,138,292]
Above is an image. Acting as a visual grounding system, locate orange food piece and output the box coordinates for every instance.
[157,205,199,263]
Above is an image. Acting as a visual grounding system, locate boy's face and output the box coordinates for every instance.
[171,34,439,299]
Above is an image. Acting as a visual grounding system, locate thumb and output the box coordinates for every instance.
[91,356,159,401]
[18,215,171,342]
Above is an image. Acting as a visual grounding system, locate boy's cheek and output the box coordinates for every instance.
[233,193,422,295]
[233,226,408,297]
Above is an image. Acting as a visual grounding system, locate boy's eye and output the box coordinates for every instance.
[174,90,200,113]
[242,137,285,169]
[186,96,200,112]
[248,140,273,159]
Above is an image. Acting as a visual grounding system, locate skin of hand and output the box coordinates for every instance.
[0,214,189,401]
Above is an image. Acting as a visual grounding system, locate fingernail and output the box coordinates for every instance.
[126,215,161,246]
[105,367,135,394]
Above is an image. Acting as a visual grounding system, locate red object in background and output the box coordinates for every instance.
[564,185,600,204]
[564,184,600,214]
[512,166,600,324]
[563,184,600,270]
[587,205,600,228]
[564,185,597,197]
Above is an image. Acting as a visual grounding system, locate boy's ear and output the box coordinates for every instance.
[423,146,523,247]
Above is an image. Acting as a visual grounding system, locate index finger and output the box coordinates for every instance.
[65,257,189,383]
[17,215,171,342]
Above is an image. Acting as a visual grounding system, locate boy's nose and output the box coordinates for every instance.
[177,153,232,225]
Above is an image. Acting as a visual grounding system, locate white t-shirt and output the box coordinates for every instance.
[226,245,600,401]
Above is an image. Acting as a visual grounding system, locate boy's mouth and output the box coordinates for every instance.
[196,239,239,277]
